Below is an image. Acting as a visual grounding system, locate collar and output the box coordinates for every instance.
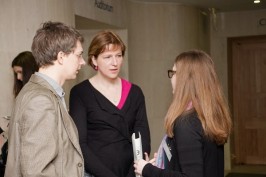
[35,72,65,98]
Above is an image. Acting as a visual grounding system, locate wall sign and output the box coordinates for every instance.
[95,0,113,12]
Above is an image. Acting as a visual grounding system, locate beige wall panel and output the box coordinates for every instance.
[0,0,75,116]
[211,9,266,97]
[75,0,127,28]
[126,1,210,156]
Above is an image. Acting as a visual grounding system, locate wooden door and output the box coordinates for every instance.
[228,36,266,165]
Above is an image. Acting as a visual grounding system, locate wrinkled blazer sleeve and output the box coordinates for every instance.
[133,86,151,155]
[19,93,59,177]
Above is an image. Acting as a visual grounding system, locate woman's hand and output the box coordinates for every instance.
[134,152,158,175]
[144,152,157,165]
[134,159,148,175]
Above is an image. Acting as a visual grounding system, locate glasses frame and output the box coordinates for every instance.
[167,70,176,78]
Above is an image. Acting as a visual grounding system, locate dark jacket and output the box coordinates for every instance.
[69,79,151,177]
[143,111,224,177]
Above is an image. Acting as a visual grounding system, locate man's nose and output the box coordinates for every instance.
[80,57,86,66]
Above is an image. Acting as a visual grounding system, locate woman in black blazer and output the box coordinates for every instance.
[69,31,151,177]
[134,50,232,177]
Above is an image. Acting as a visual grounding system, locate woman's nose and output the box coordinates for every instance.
[17,73,23,81]
[111,57,118,65]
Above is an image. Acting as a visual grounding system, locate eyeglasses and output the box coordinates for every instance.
[168,70,176,78]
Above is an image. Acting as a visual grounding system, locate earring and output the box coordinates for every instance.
[94,65,98,70]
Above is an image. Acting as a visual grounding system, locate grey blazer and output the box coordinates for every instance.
[5,74,84,177]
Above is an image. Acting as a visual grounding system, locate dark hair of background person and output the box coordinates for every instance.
[11,51,38,97]
[31,21,84,68]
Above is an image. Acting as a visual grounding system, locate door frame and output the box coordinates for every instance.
[227,35,266,167]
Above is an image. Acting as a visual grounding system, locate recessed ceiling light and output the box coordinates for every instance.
[254,0,260,3]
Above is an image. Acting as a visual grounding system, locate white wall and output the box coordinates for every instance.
[126,1,210,155]
[75,0,127,28]
[0,0,75,117]
[210,9,266,170]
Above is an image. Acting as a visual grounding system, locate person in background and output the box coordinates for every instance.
[5,21,86,177]
[11,51,39,97]
[69,30,151,177]
[0,51,38,177]
[134,50,232,177]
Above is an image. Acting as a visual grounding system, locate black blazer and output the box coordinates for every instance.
[142,111,224,177]
[69,80,151,177]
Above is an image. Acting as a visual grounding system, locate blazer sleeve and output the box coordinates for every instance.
[69,88,119,177]
[19,93,59,177]
[133,87,151,155]
[128,87,151,177]
[142,116,204,177]
[174,116,204,177]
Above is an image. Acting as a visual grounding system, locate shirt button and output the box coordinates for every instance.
[78,163,82,167]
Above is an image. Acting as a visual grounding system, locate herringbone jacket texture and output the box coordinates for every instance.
[5,74,84,177]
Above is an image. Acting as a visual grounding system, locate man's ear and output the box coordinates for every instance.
[57,51,65,65]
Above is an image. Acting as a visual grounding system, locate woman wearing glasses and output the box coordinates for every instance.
[69,31,151,177]
[134,50,232,177]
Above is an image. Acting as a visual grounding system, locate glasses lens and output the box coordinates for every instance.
[168,70,172,78]
[168,70,176,78]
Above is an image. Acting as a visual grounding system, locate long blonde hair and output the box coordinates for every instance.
[164,50,232,145]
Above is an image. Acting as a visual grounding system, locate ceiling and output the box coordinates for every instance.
[138,0,266,12]
[76,0,266,29]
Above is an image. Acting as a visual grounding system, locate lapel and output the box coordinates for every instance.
[30,74,83,157]
[58,101,83,157]
[88,81,131,141]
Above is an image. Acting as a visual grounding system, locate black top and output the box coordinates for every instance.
[143,111,224,177]
[69,80,151,177]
